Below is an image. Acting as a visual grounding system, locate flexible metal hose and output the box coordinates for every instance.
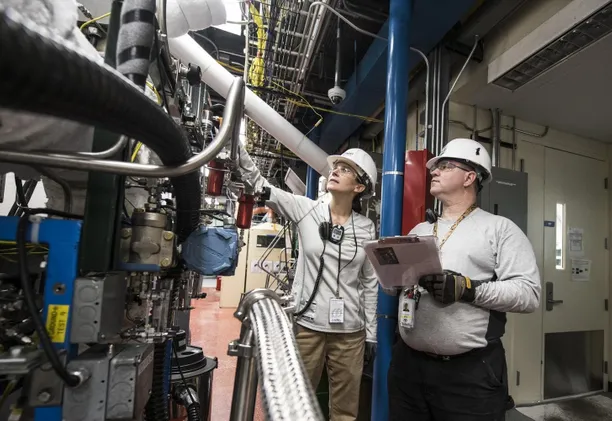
[0,7,200,241]
[250,299,324,421]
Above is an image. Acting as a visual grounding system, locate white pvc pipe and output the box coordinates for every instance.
[168,35,331,176]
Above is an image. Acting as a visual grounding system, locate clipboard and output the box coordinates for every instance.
[363,235,442,289]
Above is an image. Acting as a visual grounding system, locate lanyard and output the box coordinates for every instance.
[433,204,477,249]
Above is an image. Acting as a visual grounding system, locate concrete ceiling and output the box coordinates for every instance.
[453,32,612,143]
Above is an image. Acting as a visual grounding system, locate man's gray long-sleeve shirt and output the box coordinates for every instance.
[399,208,541,355]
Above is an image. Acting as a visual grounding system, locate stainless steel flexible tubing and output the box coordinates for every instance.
[250,298,324,421]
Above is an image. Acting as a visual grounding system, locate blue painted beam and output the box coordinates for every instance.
[319,0,480,154]
[371,0,411,419]
[305,166,319,199]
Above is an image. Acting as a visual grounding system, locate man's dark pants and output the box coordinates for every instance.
[388,339,508,421]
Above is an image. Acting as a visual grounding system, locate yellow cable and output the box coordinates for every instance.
[271,81,323,123]
[248,3,266,87]
[286,99,383,123]
[219,61,244,73]
[146,81,162,105]
[131,142,143,162]
[80,12,111,31]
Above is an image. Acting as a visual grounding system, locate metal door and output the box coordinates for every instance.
[542,147,609,399]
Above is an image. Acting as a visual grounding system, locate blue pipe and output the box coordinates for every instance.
[305,128,321,200]
[372,0,411,420]
[305,166,319,199]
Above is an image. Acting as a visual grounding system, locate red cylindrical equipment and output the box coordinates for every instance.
[236,194,255,229]
[402,150,435,235]
[206,160,224,196]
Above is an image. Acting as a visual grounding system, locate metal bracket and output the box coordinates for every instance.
[227,340,254,358]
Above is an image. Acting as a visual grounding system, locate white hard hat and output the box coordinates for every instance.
[426,138,493,183]
[327,148,378,198]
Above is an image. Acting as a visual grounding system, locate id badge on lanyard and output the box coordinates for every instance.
[329,298,345,324]
[400,286,420,330]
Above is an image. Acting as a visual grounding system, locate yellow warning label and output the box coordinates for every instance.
[46,305,69,343]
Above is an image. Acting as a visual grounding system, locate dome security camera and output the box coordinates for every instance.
[328,86,346,105]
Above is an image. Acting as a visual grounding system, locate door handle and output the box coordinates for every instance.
[545,282,563,311]
[546,299,563,305]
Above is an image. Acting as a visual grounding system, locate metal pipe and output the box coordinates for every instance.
[449,119,549,138]
[410,47,430,149]
[32,136,128,159]
[472,104,477,139]
[285,0,328,118]
[511,116,517,170]
[334,18,341,87]
[228,325,258,421]
[491,108,501,167]
[0,79,245,177]
[373,0,411,420]
[308,2,386,41]
[441,35,479,125]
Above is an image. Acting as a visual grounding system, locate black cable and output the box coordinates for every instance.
[14,176,27,206]
[17,208,83,387]
[154,26,170,110]
[295,242,326,318]
[172,345,200,421]
[35,166,73,213]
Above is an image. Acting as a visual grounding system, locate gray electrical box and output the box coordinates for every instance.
[479,167,528,234]
[71,274,128,344]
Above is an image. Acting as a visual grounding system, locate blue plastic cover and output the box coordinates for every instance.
[181,225,239,276]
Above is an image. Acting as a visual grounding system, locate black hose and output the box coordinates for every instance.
[186,403,201,421]
[145,342,170,421]
[17,209,83,387]
[0,7,200,242]
[10,178,37,217]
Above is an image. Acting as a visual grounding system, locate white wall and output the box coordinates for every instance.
[405,100,610,403]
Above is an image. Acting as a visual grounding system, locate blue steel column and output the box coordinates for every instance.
[305,128,322,200]
[372,0,411,420]
[305,166,319,199]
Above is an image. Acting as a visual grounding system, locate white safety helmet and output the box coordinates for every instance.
[426,138,493,184]
[327,148,378,199]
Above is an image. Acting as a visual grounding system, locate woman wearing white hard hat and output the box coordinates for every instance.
[387,138,540,421]
[237,144,379,421]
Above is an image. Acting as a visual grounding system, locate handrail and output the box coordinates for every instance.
[0,78,245,177]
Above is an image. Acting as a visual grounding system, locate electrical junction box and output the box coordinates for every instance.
[478,167,528,234]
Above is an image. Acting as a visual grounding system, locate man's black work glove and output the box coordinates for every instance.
[418,270,479,304]
[364,341,377,363]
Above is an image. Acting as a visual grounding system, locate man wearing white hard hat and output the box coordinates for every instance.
[387,138,541,420]
[237,145,379,421]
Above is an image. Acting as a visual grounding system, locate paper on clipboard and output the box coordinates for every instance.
[363,235,441,289]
